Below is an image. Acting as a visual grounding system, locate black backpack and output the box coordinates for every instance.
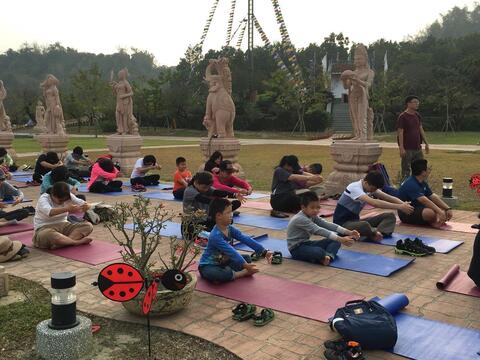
[330,300,398,350]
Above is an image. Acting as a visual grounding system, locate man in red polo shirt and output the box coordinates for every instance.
[397,95,429,182]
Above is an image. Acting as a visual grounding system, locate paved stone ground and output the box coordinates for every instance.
[3,183,479,359]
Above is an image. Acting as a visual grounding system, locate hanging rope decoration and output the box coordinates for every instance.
[253,15,303,102]
[225,0,237,46]
[270,0,306,102]
[236,19,248,49]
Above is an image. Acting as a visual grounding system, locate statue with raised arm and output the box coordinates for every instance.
[203,57,235,138]
[110,68,139,135]
[34,100,46,132]
[0,81,12,132]
[340,44,375,141]
[40,75,66,135]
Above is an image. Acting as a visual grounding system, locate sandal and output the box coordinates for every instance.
[232,303,256,321]
[250,252,261,262]
[270,210,289,219]
[271,251,283,265]
[253,308,275,326]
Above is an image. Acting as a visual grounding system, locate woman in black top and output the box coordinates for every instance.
[468,230,480,287]
[204,151,223,174]
[270,155,323,217]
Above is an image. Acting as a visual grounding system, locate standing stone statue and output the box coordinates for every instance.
[340,44,375,141]
[203,57,235,138]
[0,81,12,132]
[40,75,66,135]
[110,68,139,135]
[34,100,46,132]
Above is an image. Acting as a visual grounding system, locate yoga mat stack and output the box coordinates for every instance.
[372,293,480,360]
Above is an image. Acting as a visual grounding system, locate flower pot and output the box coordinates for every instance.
[122,272,197,317]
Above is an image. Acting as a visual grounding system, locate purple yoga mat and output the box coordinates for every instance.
[9,230,124,265]
[436,264,480,298]
[0,223,34,235]
[195,273,363,323]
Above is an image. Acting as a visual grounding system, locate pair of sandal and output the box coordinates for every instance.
[232,303,275,326]
[251,251,282,264]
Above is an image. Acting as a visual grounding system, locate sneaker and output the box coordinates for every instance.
[413,238,436,255]
[395,239,428,257]
[324,341,365,360]
[131,184,146,192]
[324,339,348,352]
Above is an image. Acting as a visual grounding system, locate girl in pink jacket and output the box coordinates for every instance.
[87,158,122,193]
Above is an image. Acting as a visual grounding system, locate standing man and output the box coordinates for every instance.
[397,95,429,182]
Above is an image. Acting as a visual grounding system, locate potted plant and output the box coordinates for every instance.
[104,196,204,316]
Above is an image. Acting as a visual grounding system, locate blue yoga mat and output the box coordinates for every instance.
[10,176,32,182]
[233,213,289,230]
[379,233,463,254]
[373,293,480,360]
[138,192,179,201]
[147,183,174,190]
[235,236,414,277]
[125,221,182,238]
[2,198,32,204]
[11,171,33,176]
[245,193,269,200]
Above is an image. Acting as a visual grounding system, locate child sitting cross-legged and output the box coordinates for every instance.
[287,191,360,265]
[33,182,94,249]
[173,156,192,200]
[198,198,273,284]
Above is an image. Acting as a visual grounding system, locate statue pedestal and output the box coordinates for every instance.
[35,134,69,160]
[199,137,244,177]
[325,141,382,196]
[0,132,16,160]
[106,134,143,177]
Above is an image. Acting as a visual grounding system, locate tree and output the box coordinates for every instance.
[70,64,112,136]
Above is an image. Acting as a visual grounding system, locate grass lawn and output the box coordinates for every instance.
[374,131,480,145]
[12,137,197,154]
[0,276,240,360]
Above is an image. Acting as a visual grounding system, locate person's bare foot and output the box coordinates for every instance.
[372,231,383,242]
[321,256,331,266]
[76,237,93,245]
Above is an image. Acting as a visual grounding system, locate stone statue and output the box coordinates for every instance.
[203,57,235,138]
[341,44,375,141]
[40,75,66,135]
[0,81,12,132]
[34,100,46,132]
[110,68,139,135]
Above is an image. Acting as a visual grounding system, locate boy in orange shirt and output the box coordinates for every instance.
[173,157,192,200]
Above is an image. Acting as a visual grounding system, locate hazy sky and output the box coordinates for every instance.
[0,0,476,66]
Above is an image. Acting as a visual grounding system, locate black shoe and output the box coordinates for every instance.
[270,210,289,218]
[472,224,480,229]
[17,245,30,258]
[324,339,348,352]
[413,238,436,255]
[22,206,35,216]
[395,239,428,257]
[324,341,365,360]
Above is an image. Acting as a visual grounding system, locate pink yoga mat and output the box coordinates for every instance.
[195,273,363,323]
[436,264,480,297]
[242,201,334,217]
[0,223,34,235]
[9,230,124,265]
[398,220,477,234]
